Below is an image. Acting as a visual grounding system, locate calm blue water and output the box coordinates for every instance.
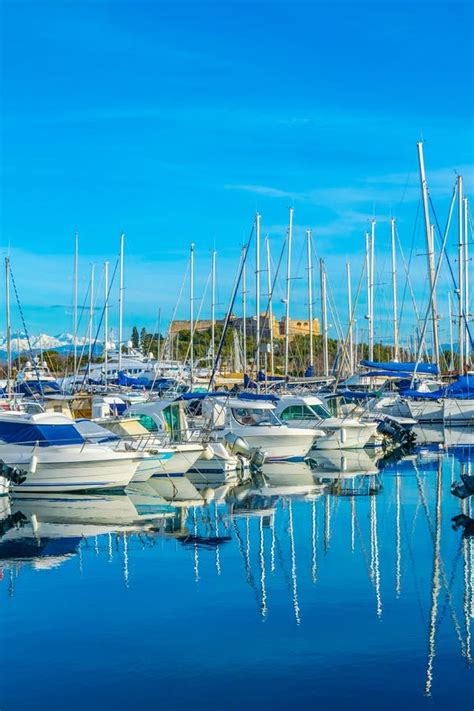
[1,440,473,710]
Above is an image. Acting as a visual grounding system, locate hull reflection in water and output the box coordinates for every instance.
[309,447,381,475]
[0,492,179,574]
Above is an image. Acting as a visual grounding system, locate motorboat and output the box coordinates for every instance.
[124,398,237,475]
[199,394,317,462]
[73,418,176,482]
[273,394,378,450]
[0,411,146,492]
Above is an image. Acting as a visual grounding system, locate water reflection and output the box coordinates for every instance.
[0,426,472,708]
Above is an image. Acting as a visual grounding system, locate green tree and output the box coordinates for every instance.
[131,326,139,349]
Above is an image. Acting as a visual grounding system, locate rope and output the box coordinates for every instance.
[9,265,43,395]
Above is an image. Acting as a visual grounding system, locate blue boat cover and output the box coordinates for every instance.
[257,371,285,382]
[237,392,279,403]
[336,390,379,400]
[0,421,85,446]
[179,391,231,400]
[117,371,149,388]
[360,359,440,375]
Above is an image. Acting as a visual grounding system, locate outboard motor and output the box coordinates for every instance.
[376,416,417,450]
[0,460,27,486]
[223,432,267,471]
[452,514,474,537]
[451,473,474,500]
[223,432,251,458]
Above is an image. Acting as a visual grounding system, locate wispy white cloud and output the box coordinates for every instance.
[224,184,297,200]
[225,161,474,212]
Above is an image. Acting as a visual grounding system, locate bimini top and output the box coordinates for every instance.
[0,411,84,446]
[360,359,440,376]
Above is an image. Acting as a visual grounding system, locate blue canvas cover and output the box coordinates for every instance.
[360,359,440,375]
[117,371,149,388]
[0,421,85,446]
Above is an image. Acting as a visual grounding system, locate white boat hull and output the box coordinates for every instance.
[0,476,9,497]
[152,444,203,476]
[1,444,140,493]
[223,427,315,462]
[443,399,474,425]
[405,399,444,424]
[130,451,175,482]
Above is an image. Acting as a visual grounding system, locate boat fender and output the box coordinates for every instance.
[200,445,214,461]
[29,455,38,474]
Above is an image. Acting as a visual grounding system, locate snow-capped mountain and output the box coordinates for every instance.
[0,332,114,355]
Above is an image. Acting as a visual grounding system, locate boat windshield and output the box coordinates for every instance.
[280,404,330,421]
[0,421,85,446]
[231,407,280,427]
[130,413,159,433]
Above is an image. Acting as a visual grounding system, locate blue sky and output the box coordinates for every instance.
[1,0,473,348]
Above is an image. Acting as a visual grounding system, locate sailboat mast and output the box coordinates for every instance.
[211,249,216,366]
[88,263,95,366]
[242,248,247,374]
[255,213,261,375]
[458,175,465,374]
[448,292,454,372]
[464,197,470,365]
[306,229,314,369]
[265,236,275,374]
[190,243,195,383]
[370,219,376,359]
[365,232,373,360]
[391,218,400,361]
[284,207,294,378]
[346,262,353,375]
[104,261,109,384]
[417,142,440,367]
[73,233,78,377]
[320,258,329,377]
[5,257,11,396]
[118,233,124,372]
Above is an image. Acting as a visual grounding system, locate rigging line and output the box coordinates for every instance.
[325,275,345,342]
[332,256,366,390]
[160,260,190,359]
[397,221,430,361]
[323,268,344,341]
[8,265,44,393]
[410,181,457,381]
[251,240,286,372]
[72,278,94,387]
[429,188,474,350]
[183,267,212,366]
[398,199,420,324]
[208,221,255,390]
[78,258,119,391]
